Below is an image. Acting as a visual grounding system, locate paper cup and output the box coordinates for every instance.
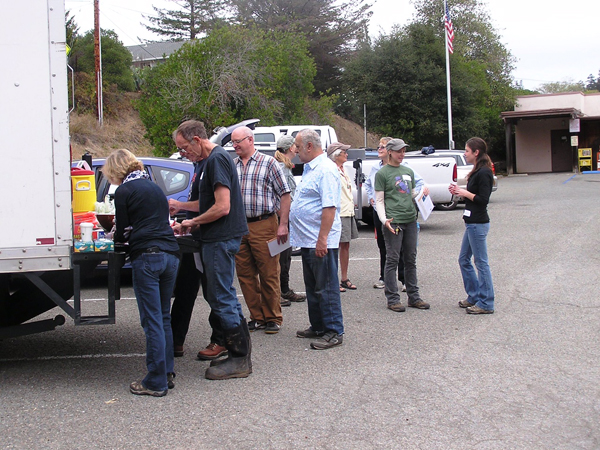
[80,222,94,242]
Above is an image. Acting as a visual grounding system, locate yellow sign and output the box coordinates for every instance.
[66,44,71,56]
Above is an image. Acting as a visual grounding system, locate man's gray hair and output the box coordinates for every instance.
[297,128,321,150]
[176,120,208,142]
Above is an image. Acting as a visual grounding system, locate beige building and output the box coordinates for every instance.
[501,92,600,174]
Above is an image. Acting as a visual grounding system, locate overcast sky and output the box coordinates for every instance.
[65,0,600,90]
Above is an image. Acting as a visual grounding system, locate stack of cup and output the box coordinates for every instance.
[80,222,94,242]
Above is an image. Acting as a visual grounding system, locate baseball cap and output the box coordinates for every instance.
[386,139,409,151]
[277,135,295,151]
[326,142,351,157]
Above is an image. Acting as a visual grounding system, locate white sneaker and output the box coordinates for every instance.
[373,279,385,289]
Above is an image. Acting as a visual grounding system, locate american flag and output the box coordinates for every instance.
[445,1,454,54]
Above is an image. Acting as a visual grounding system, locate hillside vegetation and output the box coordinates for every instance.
[69,95,381,159]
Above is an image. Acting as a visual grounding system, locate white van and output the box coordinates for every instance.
[224,125,338,151]
[272,125,338,151]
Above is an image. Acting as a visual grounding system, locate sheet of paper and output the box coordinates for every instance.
[415,190,434,221]
[267,237,291,257]
[194,252,204,273]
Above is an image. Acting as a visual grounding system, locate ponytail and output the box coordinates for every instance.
[466,137,493,179]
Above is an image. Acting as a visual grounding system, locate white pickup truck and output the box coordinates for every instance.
[289,149,457,221]
[405,149,498,210]
[219,126,457,220]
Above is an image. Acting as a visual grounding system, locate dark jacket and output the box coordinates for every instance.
[463,167,493,224]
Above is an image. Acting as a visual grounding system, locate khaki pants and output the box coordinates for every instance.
[235,214,283,325]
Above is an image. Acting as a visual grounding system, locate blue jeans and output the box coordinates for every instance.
[300,248,344,335]
[383,221,421,306]
[131,251,180,392]
[459,223,495,311]
[202,237,245,330]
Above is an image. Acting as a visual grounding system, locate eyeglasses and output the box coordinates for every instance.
[377,145,386,150]
[177,138,195,153]
[231,136,250,145]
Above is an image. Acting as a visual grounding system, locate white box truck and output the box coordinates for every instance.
[0,0,123,338]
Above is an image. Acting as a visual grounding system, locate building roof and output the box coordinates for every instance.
[126,41,187,63]
[501,107,583,123]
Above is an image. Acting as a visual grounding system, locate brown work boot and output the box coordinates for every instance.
[281,290,306,302]
[466,305,494,315]
[387,302,406,312]
[197,342,228,361]
[408,299,430,309]
[174,345,184,358]
[458,299,475,308]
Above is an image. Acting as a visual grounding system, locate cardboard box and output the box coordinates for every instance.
[74,240,94,253]
[94,239,114,252]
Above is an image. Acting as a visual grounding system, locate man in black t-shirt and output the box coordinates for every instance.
[177,120,251,380]
[169,149,227,362]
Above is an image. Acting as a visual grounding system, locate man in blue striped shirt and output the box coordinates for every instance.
[232,126,291,335]
[290,129,344,350]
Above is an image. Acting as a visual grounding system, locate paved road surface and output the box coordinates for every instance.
[1,173,599,449]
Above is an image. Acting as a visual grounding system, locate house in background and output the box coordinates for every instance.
[126,41,187,69]
[501,92,600,174]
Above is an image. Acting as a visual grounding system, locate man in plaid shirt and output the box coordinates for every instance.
[231,126,291,335]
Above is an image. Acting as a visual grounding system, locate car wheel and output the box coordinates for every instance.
[435,200,458,211]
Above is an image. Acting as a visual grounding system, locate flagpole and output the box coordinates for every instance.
[444,1,454,150]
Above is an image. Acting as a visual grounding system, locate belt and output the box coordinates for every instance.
[246,212,274,223]
[131,246,181,261]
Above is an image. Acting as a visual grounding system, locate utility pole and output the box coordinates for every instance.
[94,0,103,126]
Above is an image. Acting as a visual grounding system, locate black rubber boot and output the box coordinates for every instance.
[209,321,252,369]
[205,322,252,380]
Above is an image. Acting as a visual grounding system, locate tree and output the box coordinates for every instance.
[136,25,327,156]
[70,29,135,92]
[144,0,227,40]
[230,0,373,95]
[411,0,516,155]
[65,10,79,50]
[585,71,600,91]
[65,11,80,112]
[412,0,514,76]
[341,24,490,149]
[538,79,586,94]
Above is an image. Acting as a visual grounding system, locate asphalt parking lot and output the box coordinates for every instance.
[1,172,599,449]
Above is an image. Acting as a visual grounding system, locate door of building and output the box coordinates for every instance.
[551,129,572,172]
